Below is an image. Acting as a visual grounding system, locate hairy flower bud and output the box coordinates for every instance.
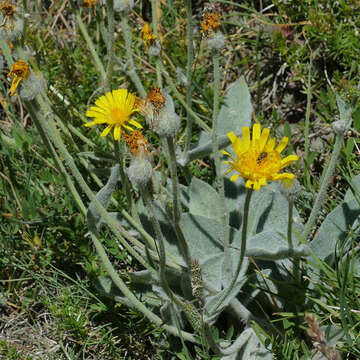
[332,119,346,135]
[114,0,134,12]
[127,155,153,188]
[183,302,202,333]
[206,31,225,50]
[20,70,46,100]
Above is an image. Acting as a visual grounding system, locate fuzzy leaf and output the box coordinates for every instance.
[189,177,221,220]
[310,198,360,264]
[245,230,309,260]
[181,213,223,259]
[216,77,253,137]
[177,77,252,166]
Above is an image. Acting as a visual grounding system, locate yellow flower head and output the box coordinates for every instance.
[140,22,157,52]
[221,124,299,191]
[0,2,16,30]
[7,60,30,96]
[85,89,141,141]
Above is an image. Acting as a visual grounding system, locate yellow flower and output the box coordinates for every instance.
[7,60,30,96]
[140,23,157,52]
[221,124,299,191]
[85,89,141,141]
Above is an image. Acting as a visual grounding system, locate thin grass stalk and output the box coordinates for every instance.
[161,66,211,133]
[303,131,344,240]
[89,232,198,343]
[121,16,147,98]
[166,137,192,268]
[34,93,155,274]
[151,0,163,88]
[304,58,313,188]
[105,0,115,92]
[184,0,194,155]
[26,102,87,216]
[211,53,231,284]
[76,11,106,82]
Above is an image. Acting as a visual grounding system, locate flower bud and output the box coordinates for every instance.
[206,31,225,50]
[20,70,46,101]
[332,120,346,135]
[114,0,134,12]
[127,155,153,188]
[280,178,301,203]
[148,39,161,58]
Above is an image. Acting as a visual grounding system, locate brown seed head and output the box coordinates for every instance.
[122,130,150,156]
[200,13,221,36]
[146,86,166,112]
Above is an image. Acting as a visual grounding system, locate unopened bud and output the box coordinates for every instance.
[332,120,346,135]
[206,31,225,50]
[127,155,153,188]
[280,178,301,203]
[114,0,134,12]
[20,70,46,101]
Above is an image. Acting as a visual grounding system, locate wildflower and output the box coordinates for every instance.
[140,23,156,52]
[7,60,30,96]
[0,2,16,30]
[221,124,299,191]
[122,130,150,156]
[85,89,141,141]
[200,13,220,36]
[83,0,98,8]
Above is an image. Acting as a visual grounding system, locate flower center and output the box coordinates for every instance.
[110,108,130,125]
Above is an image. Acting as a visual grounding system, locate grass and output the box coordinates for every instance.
[1,0,360,358]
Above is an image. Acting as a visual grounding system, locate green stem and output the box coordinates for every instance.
[211,188,253,314]
[161,67,211,133]
[90,232,198,343]
[166,137,192,268]
[211,53,231,284]
[151,0,163,88]
[141,187,181,307]
[121,16,147,98]
[184,0,194,154]
[26,102,87,216]
[34,94,154,274]
[304,58,313,188]
[105,0,115,92]
[76,11,106,83]
[303,131,344,240]
[287,199,299,281]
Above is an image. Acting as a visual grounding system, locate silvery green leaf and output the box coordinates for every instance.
[344,174,360,203]
[78,151,116,163]
[205,275,247,315]
[245,230,310,260]
[216,77,252,137]
[201,253,224,292]
[336,94,353,127]
[181,213,223,260]
[189,177,221,220]
[310,198,360,264]
[93,275,161,307]
[87,165,120,233]
[137,199,186,266]
[177,77,252,166]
